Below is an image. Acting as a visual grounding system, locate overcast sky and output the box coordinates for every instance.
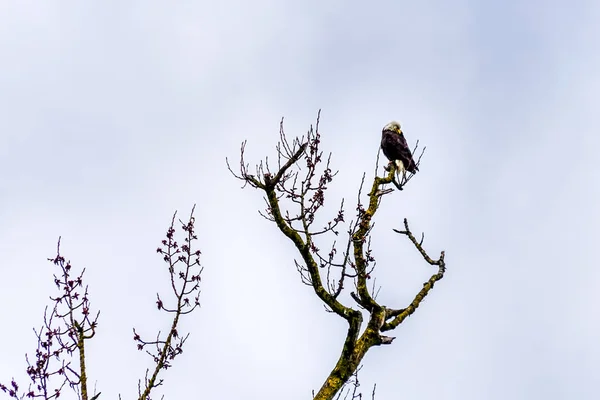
[1,1,599,399]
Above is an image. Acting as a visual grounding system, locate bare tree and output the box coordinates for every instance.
[1,207,203,400]
[228,111,446,400]
[0,238,100,400]
[133,206,203,400]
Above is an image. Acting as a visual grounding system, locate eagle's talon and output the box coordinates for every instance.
[391,178,404,191]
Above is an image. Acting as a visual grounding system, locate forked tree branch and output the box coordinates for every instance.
[229,111,446,400]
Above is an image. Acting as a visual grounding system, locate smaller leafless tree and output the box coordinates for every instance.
[1,207,203,400]
[0,238,100,400]
[133,206,203,400]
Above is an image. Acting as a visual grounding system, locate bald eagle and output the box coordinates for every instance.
[381,121,418,182]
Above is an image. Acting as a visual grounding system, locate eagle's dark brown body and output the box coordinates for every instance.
[381,126,418,174]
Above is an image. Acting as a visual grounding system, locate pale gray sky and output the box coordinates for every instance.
[1,1,599,399]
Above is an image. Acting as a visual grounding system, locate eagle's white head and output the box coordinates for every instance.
[383,121,402,133]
